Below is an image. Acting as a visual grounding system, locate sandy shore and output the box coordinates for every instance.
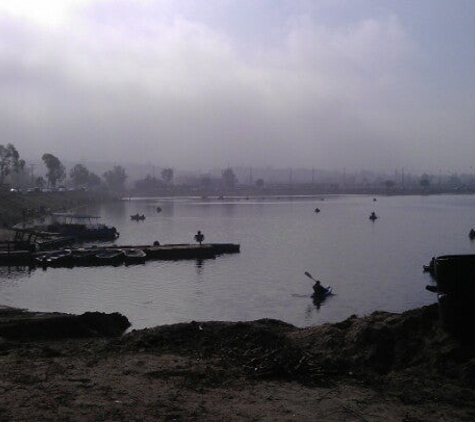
[0,304,473,420]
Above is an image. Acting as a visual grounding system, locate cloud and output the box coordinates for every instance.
[0,0,101,27]
[0,1,472,173]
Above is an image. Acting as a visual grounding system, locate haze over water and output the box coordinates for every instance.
[1,194,474,329]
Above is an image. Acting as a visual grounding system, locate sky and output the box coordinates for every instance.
[1,0,475,173]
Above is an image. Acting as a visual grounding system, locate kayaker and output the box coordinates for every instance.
[313,280,327,296]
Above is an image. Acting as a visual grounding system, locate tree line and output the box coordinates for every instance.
[0,143,130,193]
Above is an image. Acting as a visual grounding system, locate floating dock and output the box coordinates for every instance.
[0,243,240,267]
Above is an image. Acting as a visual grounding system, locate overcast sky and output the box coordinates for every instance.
[1,0,474,173]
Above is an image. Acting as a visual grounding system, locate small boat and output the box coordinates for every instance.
[369,212,378,221]
[311,286,332,301]
[156,207,162,213]
[314,208,320,213]
[70,248,97,266]
[95,249,124,265]
[123,248,146,265]
[131,214,146,221]
[469,229,475,239]
[35,250,72,267]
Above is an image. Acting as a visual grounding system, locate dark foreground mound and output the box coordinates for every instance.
[0,306,130,339]
[115,304,475,388]
[0,304,474,420]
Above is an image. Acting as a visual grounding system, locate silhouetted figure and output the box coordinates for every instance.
[313,280,327,296]
[195,230,204,245]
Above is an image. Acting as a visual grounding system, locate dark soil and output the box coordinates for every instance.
[0,304,474,420]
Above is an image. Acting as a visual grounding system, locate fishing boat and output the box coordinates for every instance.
[123,248,146,265]
[369,212,378,221]
[95,249,124,265]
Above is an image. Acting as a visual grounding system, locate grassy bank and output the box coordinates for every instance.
[0,190,112,229]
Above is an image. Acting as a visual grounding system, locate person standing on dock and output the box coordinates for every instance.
[194,230,204,245]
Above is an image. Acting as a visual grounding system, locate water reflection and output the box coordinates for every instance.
[195,258,205,276]
[0,265,33,280]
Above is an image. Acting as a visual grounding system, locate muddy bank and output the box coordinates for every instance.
[0,304,474,420]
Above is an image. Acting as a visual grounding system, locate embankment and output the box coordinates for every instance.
[0,304,474,420]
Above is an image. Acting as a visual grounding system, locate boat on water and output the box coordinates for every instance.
[123,248,146,265]
[38,213,119,241]
[469,229,475,239]
[95,249,125,265]
[69,248,97,266]
[131,214,146,221]
[35,249,72,267]
[311,286,332,301]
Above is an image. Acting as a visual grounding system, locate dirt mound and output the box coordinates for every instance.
[114,319,319,382]
[0,308,130,340]
[1,305,475,420]
[291,304,442,373]
[114,305,475,389]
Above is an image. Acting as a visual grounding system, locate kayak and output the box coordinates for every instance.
[311,286,332,300]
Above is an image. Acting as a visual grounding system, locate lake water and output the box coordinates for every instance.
[1,194,475,330]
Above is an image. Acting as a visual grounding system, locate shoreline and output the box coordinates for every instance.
[0,304,473,420]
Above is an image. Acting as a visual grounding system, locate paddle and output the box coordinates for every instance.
[304,271,318,282]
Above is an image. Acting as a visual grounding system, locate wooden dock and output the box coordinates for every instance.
[0,243,240,267]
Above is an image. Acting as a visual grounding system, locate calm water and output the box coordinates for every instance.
[1,194,475,330]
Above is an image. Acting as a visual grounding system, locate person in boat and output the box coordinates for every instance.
[313,280,327,296]
[195,230,204,245]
